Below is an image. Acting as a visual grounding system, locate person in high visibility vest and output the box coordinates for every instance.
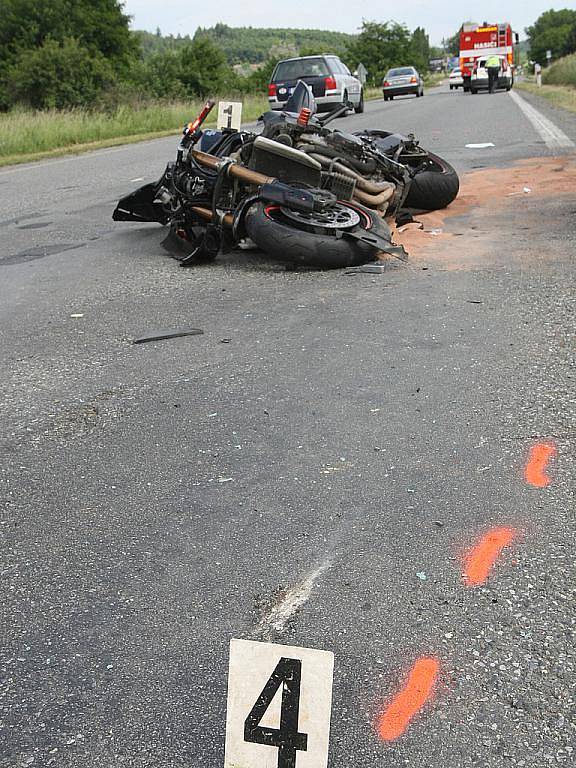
[486,54,501,93]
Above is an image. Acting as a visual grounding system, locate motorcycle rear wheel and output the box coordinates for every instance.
[244,201,390,269]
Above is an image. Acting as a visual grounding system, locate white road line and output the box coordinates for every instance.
[254,559,332,638]
[508,90,575,150]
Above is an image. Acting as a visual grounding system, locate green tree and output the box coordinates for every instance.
[410,27,430,71]
[526,9,576,64]
[346,21,413,85]
[562,22,576,56]
[132,50,188,100]
[0,0,136,108]
[177,37,234,96]
[6,37,114,109]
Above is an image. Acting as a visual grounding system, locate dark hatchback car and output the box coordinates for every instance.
[382,66,424,100]
[268,55,364,113]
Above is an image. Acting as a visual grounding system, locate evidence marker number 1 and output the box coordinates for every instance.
[224,639,334,768]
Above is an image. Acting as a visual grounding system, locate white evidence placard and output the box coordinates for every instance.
[224,639,334,768]
[217,101,243,131]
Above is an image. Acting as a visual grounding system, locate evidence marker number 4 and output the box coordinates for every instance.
[225,639,334,768]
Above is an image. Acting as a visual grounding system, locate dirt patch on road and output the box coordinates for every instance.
[391,155,576,269]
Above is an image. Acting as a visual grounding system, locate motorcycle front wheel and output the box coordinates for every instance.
[244,201,390,269]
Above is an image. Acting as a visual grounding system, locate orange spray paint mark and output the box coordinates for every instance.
[524,442,556,488]
[463,527,516,586]
[377,657,439,741]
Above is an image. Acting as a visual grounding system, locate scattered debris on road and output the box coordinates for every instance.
[344,263,390,274]
[132,328,204,344]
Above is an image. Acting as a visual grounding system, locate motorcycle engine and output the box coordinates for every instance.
[249,136,322,187]
[325,130,366,156]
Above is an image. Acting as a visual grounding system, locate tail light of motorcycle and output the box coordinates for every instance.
[325,76,337,90]
[297,108,312,127]
[268,83,277,97]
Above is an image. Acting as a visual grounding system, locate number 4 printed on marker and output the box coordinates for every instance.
[225,639,334,768]
[244,658,308,768]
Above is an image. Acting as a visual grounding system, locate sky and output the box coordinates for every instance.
[122,1,567,46]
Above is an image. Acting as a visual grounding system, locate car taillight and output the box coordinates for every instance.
[383,80,390,87]
[325,76,337,90]
[410,76,417,83]
[268,83,276,97]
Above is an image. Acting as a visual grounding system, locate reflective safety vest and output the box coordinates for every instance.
[486,55,500,68]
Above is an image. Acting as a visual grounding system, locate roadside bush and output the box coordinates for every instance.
[542,53,576,86]
[6,37,115,110]
[176,37,235,97]
[128,37,238,100]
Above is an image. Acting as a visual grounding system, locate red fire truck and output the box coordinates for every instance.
[459,22,518,91]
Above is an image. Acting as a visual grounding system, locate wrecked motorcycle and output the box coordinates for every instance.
[113,84,457,269]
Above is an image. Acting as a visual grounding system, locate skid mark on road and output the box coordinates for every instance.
[463,527,516,586]
[376,657,440,741]
[524,441,556,488]
[253,559,332,639]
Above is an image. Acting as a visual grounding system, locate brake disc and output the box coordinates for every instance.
[279,204,361,231]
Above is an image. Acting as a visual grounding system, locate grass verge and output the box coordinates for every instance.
[0,95,268,167]
[516,80,576,114]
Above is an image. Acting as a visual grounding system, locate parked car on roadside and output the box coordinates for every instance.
[382,66,424,100]
[268,55,364,113]
[470,56,513,93]
[449,68,464,90]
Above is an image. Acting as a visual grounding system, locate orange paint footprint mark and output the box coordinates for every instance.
[463,527,516,586]
[377,657,439,741]
[524,442,556,488]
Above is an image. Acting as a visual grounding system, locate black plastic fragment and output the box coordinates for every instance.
[132,329,204,344]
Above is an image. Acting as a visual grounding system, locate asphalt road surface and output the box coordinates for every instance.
[1,84,575,768]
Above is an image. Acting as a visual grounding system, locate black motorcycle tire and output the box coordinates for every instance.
[244,202,390,269]
[404,152,460,211]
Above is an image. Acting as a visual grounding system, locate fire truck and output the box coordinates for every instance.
[459,22,519,91]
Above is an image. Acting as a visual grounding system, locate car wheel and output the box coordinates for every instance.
[354,89,364,113]
[450,85,453,90]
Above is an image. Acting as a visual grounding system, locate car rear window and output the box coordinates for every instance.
[273,58,330,80]
[387,67,415,77]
